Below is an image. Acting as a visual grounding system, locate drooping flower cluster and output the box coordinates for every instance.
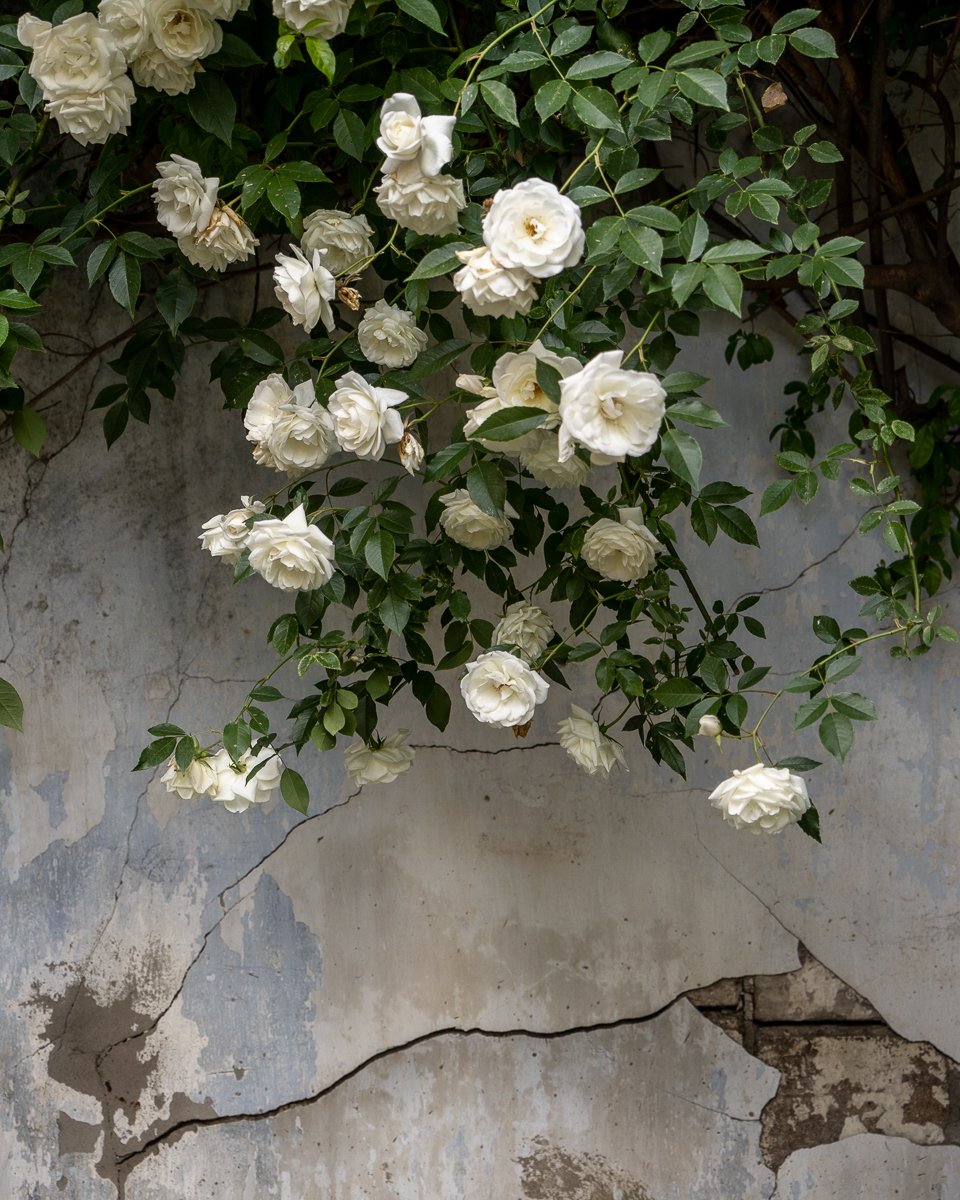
[162,746,283,813]
[344,731,415,786]
[20,0,245,145]
[454,178,584,319]
[272,0,354,35]
[374,93,466,235]
[152,155,257,271]
[557,706,628,780]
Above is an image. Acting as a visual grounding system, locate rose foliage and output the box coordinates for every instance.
[0,0,955,844]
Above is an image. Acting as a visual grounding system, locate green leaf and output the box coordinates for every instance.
[714,505,759,546]
[535,358,563,404]
[280,766,310,813]
[776,756,822,771]
[87,240,117,285]
[690,497,717,544]
[267,172,301,219]
[703,263,743,315]
[822,256,864,289]
[789,26,837,58]
[396,0,444,32]
[819,711,854,763]
[108,252,140,319]
[702,240,766,264]
[407,243,473,281]
[771,7,818,33]
[665,400,728,428]
[406,336,471,378]
[466,460,506,518]
[306,35,335,81]
[793,696,828,730]
[798,804,822,842]
[380,592,411,635]
[175,736,196,773]
[133,737,177,771]
[813,614,841,643]
[620,224,663,274]
[424,440,470,481]
[572,86,622,131]
[480,80,518,126]
[652,677,702,708]
[222,719,252,761]
[535,79,572,120]
[661,428,702,489]
[365,528,395,579]
[334,109,365,159]
[567,51,632,79]
[426,682,451,730]
[0,288,40,310]
[207,33,263,67]
[677,68,729,110]
[187,72,236,145]
[155,267,196,335]
[148,723,186,737]
[11,407,45,457]
[472,405,550,442]
[831,691,878,721]
[760,478,793,514]
[103,401,128,449]
[0,677,23,732]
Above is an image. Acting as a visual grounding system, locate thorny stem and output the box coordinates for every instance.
[0,114,48,235]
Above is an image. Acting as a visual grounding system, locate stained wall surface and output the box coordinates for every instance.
[1,272,959,1198]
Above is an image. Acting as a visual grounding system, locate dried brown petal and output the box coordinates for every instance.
[762,82,787,111]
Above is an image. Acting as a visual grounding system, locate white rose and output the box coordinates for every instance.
[161,754,219,800]
[199,495,266,563]
[456,374,497,397]
[246,503,335,593]
[464,340,580,454]
[131,44,201,95]
[375,167,465,236]
[357,299,427,369]
[483,178,584,279]
[301,209,374,275]
[460,650,549,728]
[398,430,424,475]
[344,730,415,786]
[698,715,722,738]
[244,373,290,468]
[209,747,284,814]
[328,371,406,461]
[558,705,628,780]
[558,350,666,465]
[519,430,593,489]
[709,763,811,835]
[19,14,134,146]
[262,382,339,474]
[147,0,222,61]
[453,246,537,319]
[581,508,665,583]
[493,602,554,661]
[178,206,258,272]
[152,154,219,237]
[376,93,455,178]
[196,0,250,20]
[438,490,517,551]
[271,0,353,35]
[98,0,150,60]
[273,245,336,334]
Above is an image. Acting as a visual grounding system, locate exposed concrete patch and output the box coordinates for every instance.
[517,1137,651,1200]
[772,1133,960,1198]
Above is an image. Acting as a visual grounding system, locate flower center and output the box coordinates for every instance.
[523,216,546,242]
[600,394,623,419]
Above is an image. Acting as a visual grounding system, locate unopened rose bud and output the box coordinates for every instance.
[456,373,497,397]
[698,715,722,738]
[398,430,424,475]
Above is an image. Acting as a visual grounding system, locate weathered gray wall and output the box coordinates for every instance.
[2,270,960,1199]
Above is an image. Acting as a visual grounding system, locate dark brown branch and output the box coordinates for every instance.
[868,0,896,395]
[832,177,960,239]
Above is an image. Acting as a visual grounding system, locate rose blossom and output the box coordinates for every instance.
[246,503,335,592]
[262,383,339,474]
[161,754,218,800]
[244,373,291,468]
[581,507,664,584]
[456,374,497,398]
[152,154,219,237]
[178,205,258,271]
[272,0,353,36]
[519,430,593,489]
[301,209,374,275]
[98,0,151,60]
[273,246,336,334]
[438,490,517,551]
[357,299,427,369]
[19,13,134,146]
[558,705,628,780]
[328,371,406,461]
[146,0,222,61]
[375,168,465,236]
[483,178,584,279]
[460,650,549,728]
[132,45,200,95]
[709,763,811,835]
[493,602,554,662]
[199,495,266,563]
[464,341,580,454]
[558,350,666,465]
[453,246,536,319]
[376,93,455,179]
[197,0,250,20]
[344,731,415,786]
[209,747,284,813]
[698,715,722,738]
[398,430,424,475]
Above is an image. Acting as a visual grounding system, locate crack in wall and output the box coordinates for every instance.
[732,528,859,606]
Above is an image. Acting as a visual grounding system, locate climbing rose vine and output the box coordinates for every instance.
[0,0,954,847]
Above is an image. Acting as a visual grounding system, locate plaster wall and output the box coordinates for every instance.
[1,271,959,1198]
